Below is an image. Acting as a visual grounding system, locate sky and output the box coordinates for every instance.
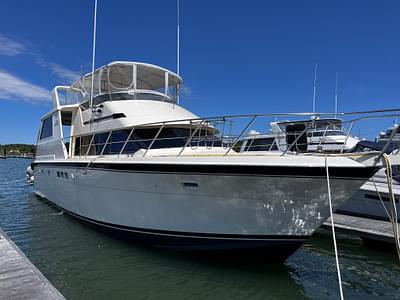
[0,0,400,143]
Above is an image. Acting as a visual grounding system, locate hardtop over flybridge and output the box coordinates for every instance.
[32,61,400,259]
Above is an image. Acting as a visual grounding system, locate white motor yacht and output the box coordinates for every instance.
[377,124,400,146]
[338,169,400,221]
[32,61,398,259]
[338,125,400,221]
[240,118,359,153]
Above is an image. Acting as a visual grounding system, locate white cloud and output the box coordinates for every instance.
[35,57,81,83]
[48,62,81,82]
[0,69,51,104]
[0,33,81,84]
[179,84,193,102]
[0,34,27,56]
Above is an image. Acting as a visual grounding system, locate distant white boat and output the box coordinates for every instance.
[338,169,400,221]
[339,124,400,221]
[240,118,359,153]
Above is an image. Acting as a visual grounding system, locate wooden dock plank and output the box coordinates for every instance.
[0,229,65,300]
[323,213,399,244]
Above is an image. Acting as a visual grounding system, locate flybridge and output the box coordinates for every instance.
[52,62,182,108]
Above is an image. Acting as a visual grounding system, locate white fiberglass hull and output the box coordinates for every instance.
[338,170,400,221]
[32,157,376,257]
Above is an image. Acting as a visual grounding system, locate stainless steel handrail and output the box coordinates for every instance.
[119,127,135,156]
[143,123,165,157]
[224,116,257,156]
[177,121,204,156]
[47,109,400,160]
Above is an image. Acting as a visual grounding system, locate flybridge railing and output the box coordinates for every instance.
[53,86,84,108]
[64,109,400,159]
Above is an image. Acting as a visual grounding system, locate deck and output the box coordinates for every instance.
[0,229,65,300]
[323,213,399,244]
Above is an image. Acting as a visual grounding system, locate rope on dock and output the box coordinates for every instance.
[382,153,400,262]
[325,155,344,300]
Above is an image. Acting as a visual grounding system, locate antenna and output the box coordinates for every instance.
[90,0,98,110]
[334,72,338,118]
[312,63,318,113]
[177,0,180,105]
[177,0,180,76]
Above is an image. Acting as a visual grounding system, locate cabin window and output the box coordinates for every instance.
[72,127,220,156]
[108,130,131,154]
[40,116,53,139]
[158,128,189,148]
[74,137,81,156]
[80,135,94,156]
[92,132,109,155]
[245,138,278,151]
[129,128,190,149]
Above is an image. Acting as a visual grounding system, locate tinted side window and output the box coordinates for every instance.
[247,138,277,151]
[93,132,109,155]
[74,137,81,156]
[40,116,53,139]
[80,135,93,155]
[104,130,130,154]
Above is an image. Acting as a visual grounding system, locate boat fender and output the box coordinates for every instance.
[26,166,33,176]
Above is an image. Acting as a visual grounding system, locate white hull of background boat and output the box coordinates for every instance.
[338,170,400,221]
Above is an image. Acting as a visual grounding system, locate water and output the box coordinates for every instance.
[1,158,399,299]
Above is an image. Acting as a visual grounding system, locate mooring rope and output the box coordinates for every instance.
[371,177,393,223]
[382,153,400,262]
[325,155,344,300]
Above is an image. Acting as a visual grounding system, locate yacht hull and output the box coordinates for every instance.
[337,172,400,221]
[32,161,377,256]
[34,200,305,259]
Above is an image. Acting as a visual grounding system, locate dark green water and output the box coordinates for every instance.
[1,158,399,299]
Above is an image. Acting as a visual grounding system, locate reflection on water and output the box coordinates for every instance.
[0,159,399,299]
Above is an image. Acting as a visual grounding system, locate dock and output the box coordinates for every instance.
[0,229,65,300]
[323,213,399,245]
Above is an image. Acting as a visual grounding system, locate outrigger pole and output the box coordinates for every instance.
[177,0,180,105]
[90,0,98,110]
[312,63,318,113]
[334,72,338,118]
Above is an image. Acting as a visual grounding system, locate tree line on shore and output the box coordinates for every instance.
[0,144,36,156]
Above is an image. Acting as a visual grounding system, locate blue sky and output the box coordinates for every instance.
[0,0,400,143]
